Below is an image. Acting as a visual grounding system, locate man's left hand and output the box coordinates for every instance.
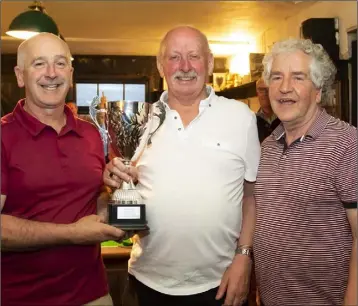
[216,254,252,306]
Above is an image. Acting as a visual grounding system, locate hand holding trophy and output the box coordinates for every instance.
[90,96,150,230]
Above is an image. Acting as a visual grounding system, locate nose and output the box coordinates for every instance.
[45,63,57,79]
[179,58,191,72]
[279,77,293,93]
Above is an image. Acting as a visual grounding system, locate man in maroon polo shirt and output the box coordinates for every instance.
[253,38,357,306]
[1,33,124,306]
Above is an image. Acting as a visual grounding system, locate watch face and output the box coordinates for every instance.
[235,247,253,258]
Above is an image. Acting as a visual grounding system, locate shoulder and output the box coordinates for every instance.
[1,113,20,158]
[77,116,98,131]
[261,135,276,147]
[1,112,16,129]
[76,117,102,138]
[325,116,357,144]
[211,95,255,120]
[260,130,280,154]
[1,113,19,143]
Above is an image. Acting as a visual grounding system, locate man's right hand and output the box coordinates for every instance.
[69,215,125,244]
[103,157,139,188]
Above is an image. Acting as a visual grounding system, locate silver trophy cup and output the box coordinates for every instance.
[90,97,150,230]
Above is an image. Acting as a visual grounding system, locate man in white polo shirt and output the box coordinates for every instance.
[104,26,260,306]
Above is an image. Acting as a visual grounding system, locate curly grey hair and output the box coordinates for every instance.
[262,38,337,107]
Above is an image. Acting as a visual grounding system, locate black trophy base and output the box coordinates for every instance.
[108,203,148,231]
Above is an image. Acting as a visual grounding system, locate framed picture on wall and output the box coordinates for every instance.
[249,53,265,81]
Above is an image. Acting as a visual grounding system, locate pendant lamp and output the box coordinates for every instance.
[6,1,59,40]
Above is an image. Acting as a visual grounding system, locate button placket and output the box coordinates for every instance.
[171,111,184,133]
[57,137,68,170]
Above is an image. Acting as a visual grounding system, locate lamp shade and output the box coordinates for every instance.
[6,10,59,39]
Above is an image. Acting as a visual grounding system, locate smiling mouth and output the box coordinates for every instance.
[278,98,296,104]
[40,84,62,91]
[175,76,196,81]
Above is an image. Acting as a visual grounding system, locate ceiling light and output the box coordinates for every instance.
[6,1,59,40]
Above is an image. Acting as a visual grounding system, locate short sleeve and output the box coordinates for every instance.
[1,140,9,195]
[244,114,261,182]
[333,137,357,208]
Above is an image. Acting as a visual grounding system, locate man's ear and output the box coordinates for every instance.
[207,53,214,76]
[156,57,164,78]
[315,88,322,104]
[70,66,74,85]
[14,66,25,88]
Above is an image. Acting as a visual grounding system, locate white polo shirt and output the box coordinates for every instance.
[128,86,260,295]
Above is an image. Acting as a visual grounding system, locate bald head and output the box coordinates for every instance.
[17,33,72,70]
[157,26,211,62]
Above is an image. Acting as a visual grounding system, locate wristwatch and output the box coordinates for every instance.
[235,245,253,259]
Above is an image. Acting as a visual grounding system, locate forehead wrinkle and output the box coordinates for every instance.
[31,54,70,64]
[164,27,208,55]
[20,34,72,68]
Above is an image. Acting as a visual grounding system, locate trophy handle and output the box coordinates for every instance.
[89,96,111,144]
[131,105,154,163]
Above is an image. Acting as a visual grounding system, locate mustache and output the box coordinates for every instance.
[173,70,197,79]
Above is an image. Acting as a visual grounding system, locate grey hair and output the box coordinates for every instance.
[157,25,212,63]
[262,38,337,107]
[16,33,73,70]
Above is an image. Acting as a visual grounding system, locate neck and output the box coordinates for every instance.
[283,106,320,146]
[261,107,273,118]
[167,87,208,127]
[23,100,67,133]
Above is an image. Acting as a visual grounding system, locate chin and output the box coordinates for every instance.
[176,81,197,88]
[173,84,196,92]
[40,100,65,108]
[276,113,299,123]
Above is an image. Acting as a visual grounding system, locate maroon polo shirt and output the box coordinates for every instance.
[1,100,108,305]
